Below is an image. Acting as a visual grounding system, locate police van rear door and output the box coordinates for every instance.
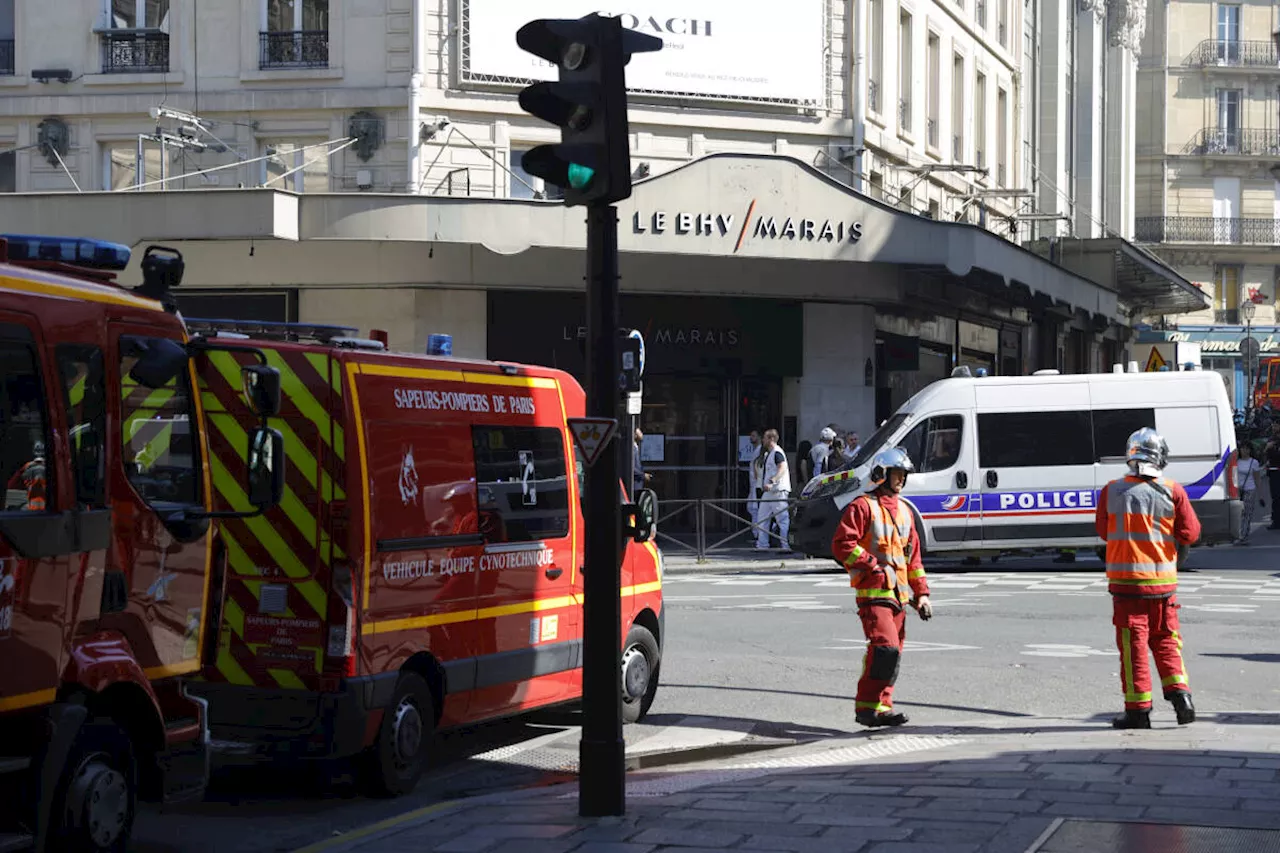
[974,381,1100,549]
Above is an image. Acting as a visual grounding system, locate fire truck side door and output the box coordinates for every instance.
[0,317,77,711]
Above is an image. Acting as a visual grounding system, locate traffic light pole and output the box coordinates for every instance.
[580,201,626,817]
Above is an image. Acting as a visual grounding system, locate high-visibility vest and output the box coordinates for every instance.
[1105,475,1179,597]
[850,494,914,606]
[18,459,46,512]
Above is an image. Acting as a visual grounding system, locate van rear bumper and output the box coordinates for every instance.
[190,676,393,761]
[1192,499,1241,545]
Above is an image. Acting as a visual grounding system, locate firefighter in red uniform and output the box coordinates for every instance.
[1096,427,1201,729]
[6,440,47,512]
[831,447,932,728]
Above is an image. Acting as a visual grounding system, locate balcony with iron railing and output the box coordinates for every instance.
[1185,126,1280,156]
[898,98,912,132]
[100,31,169,73]
[0,40,13,75]
[1190,38,1279,67]
[259,30,329,69]
[1214,308,1240,323]
[1134,216,1280,245]
[868,78,880,113]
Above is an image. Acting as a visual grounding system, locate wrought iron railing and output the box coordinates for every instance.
[1134,216,1280,245]
[0,40,13,76]
[100,31,169,73]
[899,98,912,132]
[1185,126,1280,156]
[926,117,938,147]
[1190,38,1279,67]
[1215,308,1240,324]
[868,78,880,113]
[259,30,329,69]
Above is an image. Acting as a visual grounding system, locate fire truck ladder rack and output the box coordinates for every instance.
[184,318,386,350]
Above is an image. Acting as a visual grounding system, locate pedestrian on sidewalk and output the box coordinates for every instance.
[830,447,932,729]
[1096,427,1201,730]
[1236,441,1263,545]
[755,429,792,550]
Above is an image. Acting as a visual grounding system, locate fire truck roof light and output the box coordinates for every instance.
[0,234,132,271]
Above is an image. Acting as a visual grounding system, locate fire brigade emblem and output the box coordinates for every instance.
[399,446,420,505]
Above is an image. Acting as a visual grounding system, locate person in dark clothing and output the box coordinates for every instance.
[633,428,651,495]
[1265,426,1280,529]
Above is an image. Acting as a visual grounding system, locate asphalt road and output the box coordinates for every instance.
[128,548,1280,852]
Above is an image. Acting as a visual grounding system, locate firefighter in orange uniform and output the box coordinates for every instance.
[1096,428,1201,729]
[6,440,47,512]
[831,447,932,728]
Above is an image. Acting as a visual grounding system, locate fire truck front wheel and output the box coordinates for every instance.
[363,672,434,798]
[621,624,661,724]
[49,718,136,853]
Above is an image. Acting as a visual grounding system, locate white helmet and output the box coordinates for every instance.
[32,440,45,458]
[869,447,914,487]
[820,427,836,441]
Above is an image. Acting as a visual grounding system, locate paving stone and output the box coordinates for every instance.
[920,797,1046,815]
[738,833,885,853]
[1042,802,1146,820]
[816,826,916,843]
[689,797,794,814]
[1226,782,1280,798]
[1034,762,1121,779]
[905,786,1025,799]
[1025,789,1120,805]
[1106,753,1246,769]
[786,783,908,795]
[1084,782,1161,796]
[567,843,656,853]
[630,828,745,848]
[740,791,832,804]
[1116,794,1242,810]
[1143,806,1280,828]
[690,820,824,839]
[1240,799,1280,812]
[908,824,1005,845]
[930,764,1030,774]
[890,808,1016,824]
[864,843,980,853]
[981,816,1060,853]
[485,841,581,853]
[665,807,802,824]
[823,795,924,810]
[1119,766,1213,784]
[793,811,905,828]
[1246,759,1280,770]
[1215,768,1278,783]
[985,778,1087,792]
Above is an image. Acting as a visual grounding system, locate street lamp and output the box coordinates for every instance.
[1241,300,1258,420]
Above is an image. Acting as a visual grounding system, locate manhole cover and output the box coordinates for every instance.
[1032,819,1280,853]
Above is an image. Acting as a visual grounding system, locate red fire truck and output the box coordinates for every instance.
[0,235,284,852]
[185,321,665,796]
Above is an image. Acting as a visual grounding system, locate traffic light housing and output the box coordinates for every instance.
[516,14,662,206]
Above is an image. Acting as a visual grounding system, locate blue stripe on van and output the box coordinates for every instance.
[1183,447,1232,501]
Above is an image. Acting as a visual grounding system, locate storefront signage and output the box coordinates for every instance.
[463,0,825,103]
[633,207,865,251]
[1146,330,1280,355]
[562,324,740,347]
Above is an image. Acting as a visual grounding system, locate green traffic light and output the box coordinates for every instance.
[568,163,595,189]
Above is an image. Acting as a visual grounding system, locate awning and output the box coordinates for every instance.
[1025,237,1209,316]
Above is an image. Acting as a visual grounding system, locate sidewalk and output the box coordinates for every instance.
[300,713,1280,853]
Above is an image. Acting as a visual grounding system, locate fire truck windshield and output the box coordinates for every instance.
[120,351,203,509]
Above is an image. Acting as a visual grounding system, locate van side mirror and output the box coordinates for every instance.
[242,365,282,418]
[126,336,189,389]
[248,427,285,509]
[626,489,658,543]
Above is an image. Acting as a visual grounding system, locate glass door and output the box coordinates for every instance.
[639,375,729,538]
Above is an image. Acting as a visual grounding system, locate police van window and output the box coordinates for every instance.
[472,425,569,543]
[57,346,107,507]
[978,411,1093,468]
[1092,408,1156,460]
[119,353,202,508]
[848,413,909,469]
[0,341,52,514]
[900,415,964,473]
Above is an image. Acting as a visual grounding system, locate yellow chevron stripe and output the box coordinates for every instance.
[263,349,347,465]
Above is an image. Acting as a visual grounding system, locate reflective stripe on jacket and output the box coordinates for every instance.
[847,494,914,607]
[1105,476,1179,597]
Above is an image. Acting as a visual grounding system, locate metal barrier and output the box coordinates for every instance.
[648,496,804,561]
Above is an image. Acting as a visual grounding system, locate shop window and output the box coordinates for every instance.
[261,140,330,192]
[57,346,107,508]
[1091,408,1155,461]
[119,343,202,508]
[0,340,52,513]
[471,425,569,544]
[978,411,1093,468]
[899,414,964,473]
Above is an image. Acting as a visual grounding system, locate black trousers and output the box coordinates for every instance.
[1269,470,1280,527]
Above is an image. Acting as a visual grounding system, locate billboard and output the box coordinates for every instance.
[463,0,827,104]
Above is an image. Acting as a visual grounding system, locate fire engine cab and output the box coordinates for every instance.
[184,320,665,796]
[0,235,285,852]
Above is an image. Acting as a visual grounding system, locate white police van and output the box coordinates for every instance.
[791,366,1243,560]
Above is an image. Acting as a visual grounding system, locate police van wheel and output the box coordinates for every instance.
[621,625,660,724]
[365,672,434,798]
[50,718,136,853]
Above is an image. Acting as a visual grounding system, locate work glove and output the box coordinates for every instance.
[914,595,933,621]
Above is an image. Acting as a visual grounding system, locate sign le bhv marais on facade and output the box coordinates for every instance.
[463,0,825,104]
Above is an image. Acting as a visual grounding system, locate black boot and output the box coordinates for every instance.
[856,709,909,728]
[1112,709,1152,729]
[1170,692,1196,725]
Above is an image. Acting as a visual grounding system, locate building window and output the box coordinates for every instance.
[471,425,569,544]
[869,170,885,201]
[997,87,1008,186]
[261,0,329,69]
[899,11,913,133]
[868,0,884,114]
[1215,88,1242,151]
[975,72,987,170]
[1213,176,1241,242]
[1214,264,1241,322]
[0,0,13,76]
[952,54,964,162]
[1217,4,1241,62]
[0,150,13,192]
[102,143,164,191]
[926,33,941,149]
[260,140,330,192]
[101,0,170,73]
[998,0,1008,46]
[509,148,563,200]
